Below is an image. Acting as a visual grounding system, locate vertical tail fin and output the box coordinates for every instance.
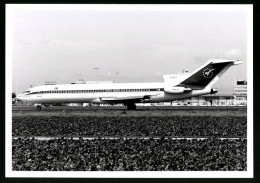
[177,59,242,89]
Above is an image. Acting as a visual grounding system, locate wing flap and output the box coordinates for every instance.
[100,95,152,102]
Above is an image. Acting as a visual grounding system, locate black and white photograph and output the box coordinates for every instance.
[5,4,253,178]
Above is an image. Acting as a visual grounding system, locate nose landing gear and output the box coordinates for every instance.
[126,103,136,110]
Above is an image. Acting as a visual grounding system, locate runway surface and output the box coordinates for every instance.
[12,136,246,140]
[12,105,247,117]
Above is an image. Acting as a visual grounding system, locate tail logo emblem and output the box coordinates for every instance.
[203,68,215,79]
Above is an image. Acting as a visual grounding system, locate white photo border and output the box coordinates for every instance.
[5,4,253,178]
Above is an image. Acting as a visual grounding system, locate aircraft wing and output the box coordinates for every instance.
[100,95,151,103]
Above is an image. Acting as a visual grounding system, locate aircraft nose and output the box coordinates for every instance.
[16,94,25,102]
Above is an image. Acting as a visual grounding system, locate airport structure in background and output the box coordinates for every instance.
[233,80,247,106]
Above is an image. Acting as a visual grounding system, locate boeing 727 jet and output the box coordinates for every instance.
[16,59,242,110]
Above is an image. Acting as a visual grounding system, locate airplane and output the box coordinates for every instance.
[16,59,242,110]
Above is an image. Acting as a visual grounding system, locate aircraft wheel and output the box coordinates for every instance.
[127,103,136,110]
[36,105,42,111]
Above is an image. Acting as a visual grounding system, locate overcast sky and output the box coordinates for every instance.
[9,5,251,94]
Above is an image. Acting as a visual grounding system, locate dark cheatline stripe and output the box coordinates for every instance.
[28,88,165,94]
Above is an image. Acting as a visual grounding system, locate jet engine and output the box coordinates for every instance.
[164,86,192,94]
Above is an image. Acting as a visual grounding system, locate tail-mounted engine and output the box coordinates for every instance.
[164,86,192,94]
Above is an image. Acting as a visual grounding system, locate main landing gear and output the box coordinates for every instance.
[126,103,136,110]
[36,105,42,111]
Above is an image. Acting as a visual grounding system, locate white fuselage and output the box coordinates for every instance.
[17,82,212,104]
[17,59,241,106]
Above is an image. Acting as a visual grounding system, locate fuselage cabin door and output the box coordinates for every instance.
[37,91,42,98]
[156,88,160,96]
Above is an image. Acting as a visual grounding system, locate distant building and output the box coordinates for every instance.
[233,80,247,106]
[71,79,86,84]
[45,81,57,85]
[86,81,114,84]
[149,94,236,107]
[67,103,83,107]
[191,94,235,106]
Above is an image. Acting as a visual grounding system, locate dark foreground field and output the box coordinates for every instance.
[12,106,247,171]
